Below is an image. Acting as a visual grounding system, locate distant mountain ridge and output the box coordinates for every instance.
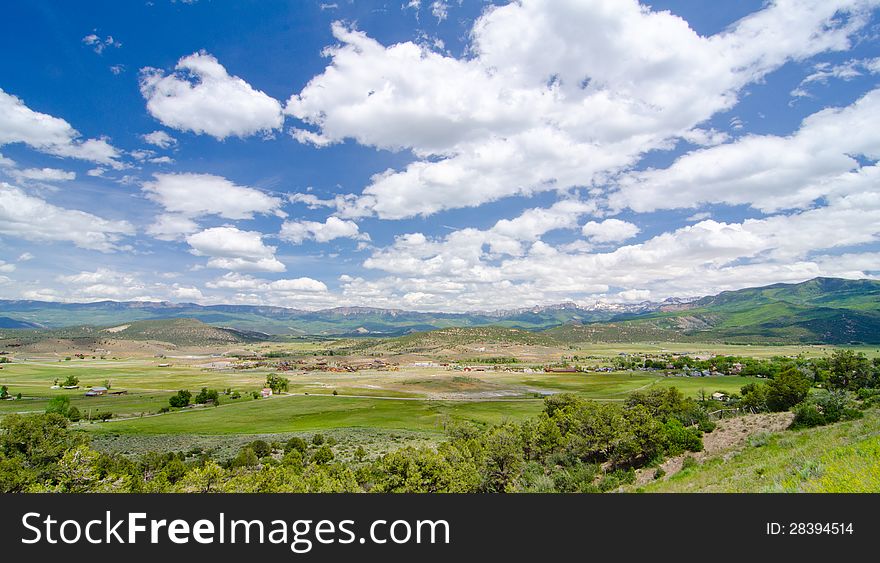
[548,277,880,345]
[1,277,878,343]
[0,298,639,335]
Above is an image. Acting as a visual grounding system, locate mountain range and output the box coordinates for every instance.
[0,277,878,344]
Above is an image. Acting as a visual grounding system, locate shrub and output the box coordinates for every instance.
[738,382,769,412]
[697,419,716,433]
[790,391,864,430]
[285,436,308,454]
[66,406,81,422]
[553,463,599,492]
[312,433,325,446]
[281,449,304,471]
[681,456,699,470]
[312,445,334,465]
[856,388,880,400]
[230,447,258,468]
[662,419,703,456]
[790,402,826,429]
[749,432,770,448]
[248,440,272,458]
[597,468,635,492]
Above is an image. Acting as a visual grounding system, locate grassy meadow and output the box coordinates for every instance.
[0,352,763,431]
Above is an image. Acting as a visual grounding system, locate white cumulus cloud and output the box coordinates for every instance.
[286,0,876,218]
[143,172,285,221]
[0,89,122,166]
[140,51,284,140]
[186,226,285,272]
[279,216,367,244]
[0,183,134,252]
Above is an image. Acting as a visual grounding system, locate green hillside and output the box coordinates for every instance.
[551,278,880,344]
[0,318,262,347]
[641,408,880,493]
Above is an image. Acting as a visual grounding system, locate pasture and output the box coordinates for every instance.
[0,352,761,436]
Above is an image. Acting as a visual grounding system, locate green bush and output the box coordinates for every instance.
[681,456,699,470]
[66,406,81,422]
[597,468,635,492]
[281,449,304,471]
[312,445,334,465]
[697,419,716,433]
[790,401,826,429]
[790,391,864,430]
[285,436,308,454]
[662,419,703,456]
[230,447,258,468]
[247,440,272,458]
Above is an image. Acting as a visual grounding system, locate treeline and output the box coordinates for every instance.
[1,388,713,493]
[459,357,519,365]
[612,349,880,380]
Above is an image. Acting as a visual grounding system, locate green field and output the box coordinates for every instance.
[88,394,543,435]
[0,353,763,436]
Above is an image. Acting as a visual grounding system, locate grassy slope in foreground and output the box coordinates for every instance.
[642,408,880,493]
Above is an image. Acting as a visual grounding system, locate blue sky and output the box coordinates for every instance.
[1,0,879,311]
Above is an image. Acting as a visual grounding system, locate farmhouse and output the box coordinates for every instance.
[85,386,108,397]
[261,387,273,398]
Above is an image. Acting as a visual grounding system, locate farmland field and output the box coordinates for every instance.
[0,353,763,423]
[0,337,871,462]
